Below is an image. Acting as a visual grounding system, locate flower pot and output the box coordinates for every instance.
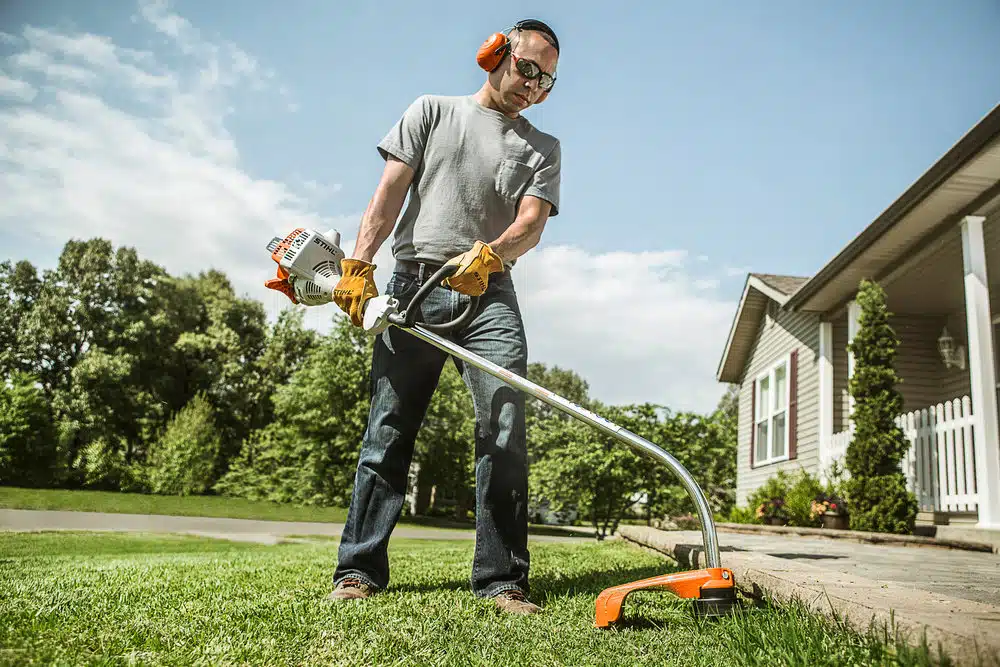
[822,513,849,530]
[764,517,787,526]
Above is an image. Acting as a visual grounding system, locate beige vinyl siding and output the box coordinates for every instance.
[892,315,959,411]
[830,312,971,434]
[941,310,972,400]
[736,303,821,506]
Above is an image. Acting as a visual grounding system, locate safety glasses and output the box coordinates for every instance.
[510,53,556,91]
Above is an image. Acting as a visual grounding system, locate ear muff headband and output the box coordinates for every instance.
[475,19,559,74]
[476,30,511,73]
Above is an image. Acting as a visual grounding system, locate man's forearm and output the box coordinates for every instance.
[351,199,397,263]
[489,218,545,265]
[351,156,414,264]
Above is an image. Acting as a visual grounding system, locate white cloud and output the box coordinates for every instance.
[511,247,735,413]
[0,0,737,414]
[0,0,317,315]
[0,73,37,101]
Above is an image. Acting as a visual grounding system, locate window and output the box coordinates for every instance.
[754,355,790,465]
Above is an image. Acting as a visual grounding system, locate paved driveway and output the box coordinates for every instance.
[707,529,1000,606]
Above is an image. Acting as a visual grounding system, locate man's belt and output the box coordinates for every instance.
[394,258,444,278]
[395,258,511,279]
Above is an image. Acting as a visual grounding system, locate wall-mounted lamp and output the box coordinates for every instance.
[937,326,966,370]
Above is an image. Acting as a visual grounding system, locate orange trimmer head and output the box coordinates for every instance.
[595,567,738,627]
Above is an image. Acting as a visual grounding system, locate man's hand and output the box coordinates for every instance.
[442,241,505,296]
[333,259,378,326]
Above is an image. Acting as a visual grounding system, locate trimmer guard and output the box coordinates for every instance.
[595,567,737,628]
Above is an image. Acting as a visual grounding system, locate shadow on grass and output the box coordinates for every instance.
[396,515,592,540]
[386,563,686,601]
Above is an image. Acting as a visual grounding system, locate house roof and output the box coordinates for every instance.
[752,274,811,298]
[716,273,810,383]
[716,102,1000,385]
[785,102,1000,314]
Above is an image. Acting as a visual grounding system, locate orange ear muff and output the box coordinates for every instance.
[476,32,510,72]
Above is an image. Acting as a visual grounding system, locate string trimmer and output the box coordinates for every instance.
[264,227,739,624]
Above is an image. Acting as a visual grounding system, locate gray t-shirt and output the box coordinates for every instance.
[377,94,561,266]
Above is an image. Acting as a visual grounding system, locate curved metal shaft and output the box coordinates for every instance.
[399,322,723,569]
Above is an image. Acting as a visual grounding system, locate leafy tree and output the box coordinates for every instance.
[844,279,918,534]
[0,260,43,379]
[0,372,59,487]
[73,435,146,492]
[172,269,269,480]
[213,317,372,506]
[644,407,737,522]
[529,402,657,539]
[145,393,221,495]
[242,308,321,439]
[17,239,193,484]
[525,362,591,424]
[716,383,739,424]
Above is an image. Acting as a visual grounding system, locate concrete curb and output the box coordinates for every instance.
[619,525,1000,667]
[715,522,998,554]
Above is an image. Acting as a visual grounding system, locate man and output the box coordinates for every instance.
[327,19,561,615]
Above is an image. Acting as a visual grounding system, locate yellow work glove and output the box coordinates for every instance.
[442,241,505,296]
[332,258,378,327]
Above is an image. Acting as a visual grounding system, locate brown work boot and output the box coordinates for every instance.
[327,578,376,601]
[493,589,541,615]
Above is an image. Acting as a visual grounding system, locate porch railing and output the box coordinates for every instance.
[900,396,977,513]
[825,395,978,513]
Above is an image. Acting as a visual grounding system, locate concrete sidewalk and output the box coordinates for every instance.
[0,509,592,544]
[620,525,1000,666]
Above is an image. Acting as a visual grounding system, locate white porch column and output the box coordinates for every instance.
[961,214,1000,529]
[846,299,861,432]
[818,321,834,480]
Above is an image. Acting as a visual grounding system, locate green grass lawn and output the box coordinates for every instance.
[0,486,351,523]
[0,531,951,666]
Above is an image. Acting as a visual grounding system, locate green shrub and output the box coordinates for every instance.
[745,469,792,514]
[739,468,827,527]
[843,279,918,535]
[726,504,760,524]
[74,436,145,493]
[783,469,825,527]
[0,372,59,487]
[844,474,916,534]
[145,393,221,496]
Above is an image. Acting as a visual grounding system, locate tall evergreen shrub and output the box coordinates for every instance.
[844,279,918,534]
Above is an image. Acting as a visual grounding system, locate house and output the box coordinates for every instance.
[716,102,1000,533]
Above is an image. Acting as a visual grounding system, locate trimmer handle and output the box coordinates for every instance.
[388,264,480,334]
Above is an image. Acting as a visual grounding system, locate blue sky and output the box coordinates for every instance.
[2,0,998,412]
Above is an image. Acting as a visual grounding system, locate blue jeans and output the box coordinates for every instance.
[333,267,530,598]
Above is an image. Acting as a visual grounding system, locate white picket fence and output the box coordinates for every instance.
[900,396,978,512]
[825,395,978,513]
[828,430,851,464]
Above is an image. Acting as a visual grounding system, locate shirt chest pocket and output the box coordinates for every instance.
[495,158,534,203]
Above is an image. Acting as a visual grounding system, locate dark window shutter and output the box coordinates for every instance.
[749,380,756,469]
[788,349,798,459]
